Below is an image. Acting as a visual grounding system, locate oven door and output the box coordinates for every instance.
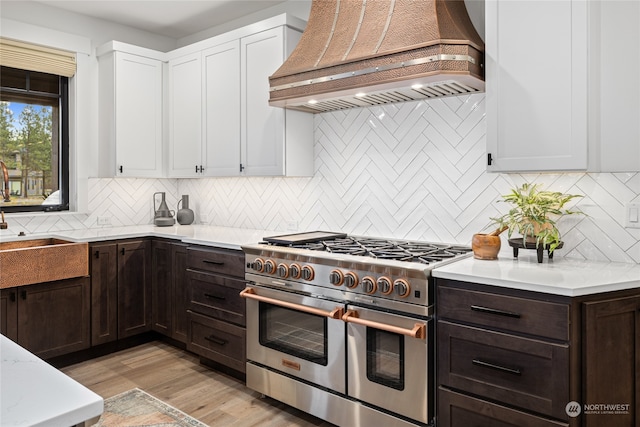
[344,304,431,424]
[241,285,346,394]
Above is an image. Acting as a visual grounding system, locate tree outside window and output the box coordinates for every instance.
[0,66,68,211]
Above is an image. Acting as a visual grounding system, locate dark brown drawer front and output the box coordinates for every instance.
[437,283,569,341]
[438,387,569,427]
[438,321,569,420]
[187,246,245,278]
[188,271,245,326]
[187,311,245,373]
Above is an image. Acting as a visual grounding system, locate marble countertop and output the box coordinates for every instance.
[0,335,103,426]
[0,224,278,251]
[433,251,640,296]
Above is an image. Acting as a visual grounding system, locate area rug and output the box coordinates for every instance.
[92,388,209,427]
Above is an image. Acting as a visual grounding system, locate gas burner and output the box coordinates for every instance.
[261,233,472,265]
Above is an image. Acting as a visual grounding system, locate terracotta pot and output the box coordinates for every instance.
[472,233,501,260]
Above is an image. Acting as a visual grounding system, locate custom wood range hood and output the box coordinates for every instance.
[269,0,485,113]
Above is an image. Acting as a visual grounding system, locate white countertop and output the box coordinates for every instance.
[0,224,277,251]
[2,226,638,296]
[0,335,103,427]
[433,251,640,296]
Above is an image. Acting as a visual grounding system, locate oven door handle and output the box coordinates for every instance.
[240,287,345,319]
[341,309,426,340]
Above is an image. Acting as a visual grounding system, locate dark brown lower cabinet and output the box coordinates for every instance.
[151,240,188,343]
[90,239,151,345]
[186,245,246,374]
[436,278,640,427]
[117,240,152,338]
[171,244,188,342]
[188,311,246,372]
[90,243,118,345]
[0,288,18,340]
[438,387,569,427]
[583,295,640,427]
[438,320,570,420]
[0,277,91,359]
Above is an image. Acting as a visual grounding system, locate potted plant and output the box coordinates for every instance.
[489,183,583,254]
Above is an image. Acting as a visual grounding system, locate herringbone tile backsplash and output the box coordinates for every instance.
[8,94,640,263]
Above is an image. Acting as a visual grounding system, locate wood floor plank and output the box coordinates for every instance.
[61,341,335,427]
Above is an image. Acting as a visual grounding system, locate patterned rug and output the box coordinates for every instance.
[92,388,209,427]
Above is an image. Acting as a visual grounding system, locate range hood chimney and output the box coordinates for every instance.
[269,0,484,113]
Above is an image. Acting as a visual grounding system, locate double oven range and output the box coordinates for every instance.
[241,232,472,427]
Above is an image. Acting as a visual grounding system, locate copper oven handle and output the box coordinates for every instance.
[341,309,426,340]
[240,288,344,319]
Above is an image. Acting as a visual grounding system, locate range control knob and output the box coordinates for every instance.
[264,259,276,274]
[301,265,315,281]
[377,276,393,295]
[362,276,377,294]
[344,272,359,288]
[394,278,411,298]
[329,269,344,286]
[252,258,265,272]
[276,263,289,278]
[289,263,302,279]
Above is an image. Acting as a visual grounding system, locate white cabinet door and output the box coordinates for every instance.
[202,40,241,176]
[241,27,287,176]
[589,0,640,172]
[98,52,163,177]
[486,0,588,172]
[168,52,202,177]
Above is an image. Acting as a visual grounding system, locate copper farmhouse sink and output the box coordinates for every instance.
[0,238,88,288]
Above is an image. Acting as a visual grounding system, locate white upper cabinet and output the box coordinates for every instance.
[167,52,202,177]
[588,1,640,172]
[202,40,241,176]
[98,45,163,177]
[166,14,313,178]
[486,0,640,173]
[240,27,313,177]
[486,0,588,172]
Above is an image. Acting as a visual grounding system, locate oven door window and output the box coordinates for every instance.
[258,302,328,366]
[366,327,405,391]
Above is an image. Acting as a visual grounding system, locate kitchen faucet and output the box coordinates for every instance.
[1,160,10,202]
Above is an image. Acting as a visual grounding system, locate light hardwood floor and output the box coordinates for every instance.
[61,341,335,427]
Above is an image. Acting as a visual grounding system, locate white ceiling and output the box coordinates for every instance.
[33,1,290,39]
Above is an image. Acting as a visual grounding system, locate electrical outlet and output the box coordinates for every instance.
[286,220,298,231]
[626,203,640,229]
[97,216,111,226]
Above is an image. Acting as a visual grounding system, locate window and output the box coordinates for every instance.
[0,66,69,212]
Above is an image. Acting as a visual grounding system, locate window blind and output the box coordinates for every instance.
[0,37,76,77]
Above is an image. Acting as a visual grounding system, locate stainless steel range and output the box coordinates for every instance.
[241,231,472,427]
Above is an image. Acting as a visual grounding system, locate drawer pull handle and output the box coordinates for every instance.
[204,293,225,301]
[204,335,228,346]
[470,305,521,318]
[472,358,522,375]
[203,260,224,266]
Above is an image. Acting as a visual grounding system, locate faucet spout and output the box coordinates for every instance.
[0,161,10,202]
